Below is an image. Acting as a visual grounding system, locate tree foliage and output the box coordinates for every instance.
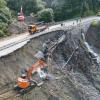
[0,0,11,37]
[6,0,45,15]
[0,0,100,37]
[6,0,100,22]
[44,0,100,21]
[37,8,54,22]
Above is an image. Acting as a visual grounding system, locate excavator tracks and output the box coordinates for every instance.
[0,83,21,100]
[0,90,15,100]
[0,83,37,100]
[0,89,18,100]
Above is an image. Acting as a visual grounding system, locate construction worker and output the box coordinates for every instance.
[61,23,63,26]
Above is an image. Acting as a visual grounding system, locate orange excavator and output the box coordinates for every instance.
[15,59,48,91]
[15,34,66,91]
[17,74,31,89]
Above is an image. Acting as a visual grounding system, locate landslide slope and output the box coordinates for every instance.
[0,30,83,100]
[0,25,100,100]
[0,31,61,85]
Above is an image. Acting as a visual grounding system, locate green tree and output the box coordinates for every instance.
[44,0,100,21]
[37,8,54,22]
[0,0,11,37]
[6,0,45,15]
[51,0,82,21]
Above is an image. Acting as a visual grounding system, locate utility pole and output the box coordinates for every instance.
[18,6,25,33]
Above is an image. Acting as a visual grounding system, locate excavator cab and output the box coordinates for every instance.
[17,74,30,89]
[28,25,37,34]
[14,59,48,93]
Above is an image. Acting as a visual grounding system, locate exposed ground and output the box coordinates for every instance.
[0,22,100,100]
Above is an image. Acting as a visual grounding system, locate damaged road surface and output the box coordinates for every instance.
[0,20,100,100]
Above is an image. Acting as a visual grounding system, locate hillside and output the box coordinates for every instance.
[0,22,100,99]
[0,1,100,100]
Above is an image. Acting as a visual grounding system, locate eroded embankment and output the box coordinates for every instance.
[0,25,100,100]
[0,31,63,85]
[51,21,100,100]
[0,30,83,100]
[52,29,100,100]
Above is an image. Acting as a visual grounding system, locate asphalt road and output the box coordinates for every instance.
[0,16,100,57]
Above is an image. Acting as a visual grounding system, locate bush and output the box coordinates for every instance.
[37,8,54,22]
[0,22,10,37]
[0,0,12,37]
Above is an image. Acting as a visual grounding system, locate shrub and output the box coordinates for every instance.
[37,8,54,22]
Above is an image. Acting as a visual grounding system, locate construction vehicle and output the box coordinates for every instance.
[26,59,48,78]
[28,22,48,34]
[17,74,31,89]
[14,74,38,94]
[14,34,66,93]
[14,59,48,93]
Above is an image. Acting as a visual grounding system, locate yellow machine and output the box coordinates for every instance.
[28,25,37,34]
[28,24,47,34]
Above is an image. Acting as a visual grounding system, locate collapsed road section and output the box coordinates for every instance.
[0,20,100,100]
[0,16,99,58]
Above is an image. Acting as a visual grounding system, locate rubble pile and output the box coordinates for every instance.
[51,29,100,100]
